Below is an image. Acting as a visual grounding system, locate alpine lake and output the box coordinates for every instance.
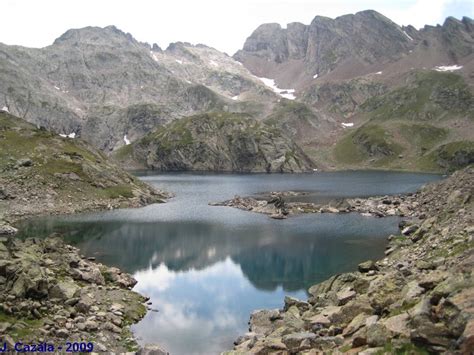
[18,170,442,355]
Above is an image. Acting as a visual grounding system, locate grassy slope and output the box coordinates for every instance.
[0,112,164,221]
[332,71,474,172]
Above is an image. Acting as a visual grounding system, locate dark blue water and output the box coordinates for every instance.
[17,171,441,355]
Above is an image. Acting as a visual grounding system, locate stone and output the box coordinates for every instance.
[249,309,281,335]
[358,260,378,273]
[336,288,356,306]
[4,335,15,349]
[281,332,317,349]
[0,224,18,235]
[85,320,98,331]
[307,314,331,328]
[15,158,33,168]
[0,322,11,332]
[366,323,390,347]
[284,296,309,312]
[402,280,424,301]
[75,294,94,314]
[410,322,451,348]
[49,279,79,300]
[459,318,474,354]
[56,328,69,338]
[402,225,418,235]
[382,313,410,337]
[342,312,367,336]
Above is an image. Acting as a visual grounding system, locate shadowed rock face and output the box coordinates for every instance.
[115,112,315,172]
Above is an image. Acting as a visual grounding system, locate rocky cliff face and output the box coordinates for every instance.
[114,112,315,172]
[235,11,474,89]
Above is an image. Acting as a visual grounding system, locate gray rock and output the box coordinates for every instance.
[15,158,33,168]
[49,279,79,300]
[358,260,378,273]
[0,224,17,235]
[281,332,317,349]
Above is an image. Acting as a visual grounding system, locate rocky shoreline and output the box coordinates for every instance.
[0,234,152,353]
[211,190,425,220]
[223,167,473,354]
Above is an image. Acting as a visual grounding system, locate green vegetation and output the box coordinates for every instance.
[362,71,474,121]
[100,184,134,199]
[418,141,474,172]
[334,124,403,165]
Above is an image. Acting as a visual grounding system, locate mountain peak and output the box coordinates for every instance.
[53,25,137,46]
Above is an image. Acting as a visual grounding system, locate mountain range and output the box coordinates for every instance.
[0,10,473,172]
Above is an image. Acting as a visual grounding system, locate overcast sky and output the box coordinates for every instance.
[1,0,472,55]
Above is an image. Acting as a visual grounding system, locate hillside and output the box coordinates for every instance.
[0,26,277,151]
[333,71,474,172]
[114,112,315,172]
[0,111,167,222]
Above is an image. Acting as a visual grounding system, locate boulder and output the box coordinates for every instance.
[49,279,79,300]
[282,332,317,349]
[0,224,17,235]
[382,313,410,338]
[366,323,391,347]
[249,309,281,335]
[336,288,356,306]
[358,260,378,273]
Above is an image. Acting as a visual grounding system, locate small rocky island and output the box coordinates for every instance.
[223,167,473,354]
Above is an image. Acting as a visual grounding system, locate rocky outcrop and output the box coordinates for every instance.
[115,112,315,172]
[0,112,169,222]
[0,233,152,353]
[224,167,474,354]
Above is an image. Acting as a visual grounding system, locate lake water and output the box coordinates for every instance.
[18,171,442,355]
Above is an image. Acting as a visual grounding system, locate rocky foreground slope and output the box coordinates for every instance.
[114,112,315,172]
[224,167,473,354]
[0,111,168,224]
[0,236,149,353]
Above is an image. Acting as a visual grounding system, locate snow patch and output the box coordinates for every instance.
[375,71,382,75]
[313,74,318,79]
[434,65,462,72]
[150,51,159,62]
[175,59,183,65]
[402,31,413,41]
[124,135,131,145]
[1,106,9,113]
[209,60,219,67]
[54,86,60,91]
[341,122,354,128]
[231,95,239,101]
[257,77,296,100]
[59,132,76,138]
